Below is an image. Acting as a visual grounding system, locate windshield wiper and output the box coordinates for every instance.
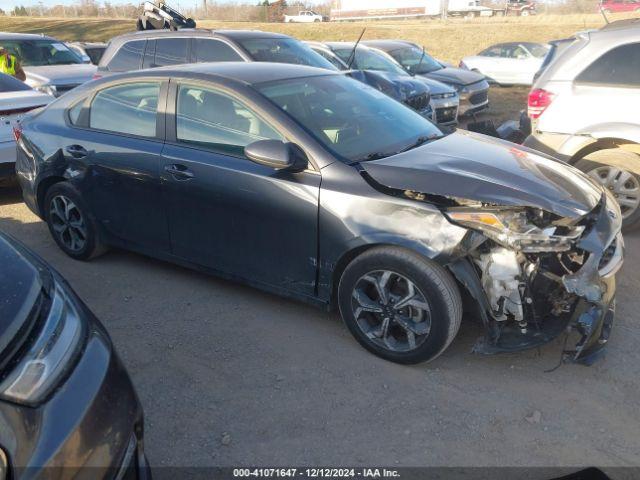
[397,135,438,154]
[350,151,393,164]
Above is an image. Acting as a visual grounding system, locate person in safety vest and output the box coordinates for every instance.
[0,45,27,81]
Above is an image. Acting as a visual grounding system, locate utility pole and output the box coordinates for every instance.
[203,0,207,17]
[441,0,448,20]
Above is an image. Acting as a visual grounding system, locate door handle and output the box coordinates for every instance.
[164,164,194,180]
[65,145,88,158]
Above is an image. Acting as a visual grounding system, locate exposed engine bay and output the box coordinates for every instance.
[446,193,622,365]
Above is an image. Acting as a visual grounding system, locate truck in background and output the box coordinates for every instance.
[330,0,530,20]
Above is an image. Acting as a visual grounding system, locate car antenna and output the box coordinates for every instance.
[346,28,366,69]
[598,2,610,24]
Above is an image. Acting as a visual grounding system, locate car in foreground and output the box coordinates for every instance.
[0,73,51,186]
[308,41,458,127]
[68,42,108,65]
[16,62,622,365]
[460,42,549,85]
[96,29,336,78]
[524,19,640,230]
[0,33,97,97]
[0,231,149,477]
[363,40,490,116]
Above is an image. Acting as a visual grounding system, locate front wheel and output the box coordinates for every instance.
[338,247,462,364]
[575,148,640,231]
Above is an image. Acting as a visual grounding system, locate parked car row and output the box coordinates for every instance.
[0,16,636,479]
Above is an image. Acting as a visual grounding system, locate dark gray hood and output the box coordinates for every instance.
[0,234,43,360]
[361,130,602,219]
[422,66,485,87]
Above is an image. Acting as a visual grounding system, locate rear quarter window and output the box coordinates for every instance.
[107,40,145,72]
[576,42,640,87]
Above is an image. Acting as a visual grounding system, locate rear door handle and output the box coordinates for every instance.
[65,145,88,158]
[164,164,194,180]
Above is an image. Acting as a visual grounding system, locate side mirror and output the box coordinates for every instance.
[244,140,308,172]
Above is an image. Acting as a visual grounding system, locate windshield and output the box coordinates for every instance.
[524,43,549,58]
[0,73,32,92]
[0,39,83,67]
[334,47,407,75]
[257,75,442,163]
[388,46,442,74]
[237,38,337,71]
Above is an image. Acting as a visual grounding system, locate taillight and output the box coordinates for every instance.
[459,61,468,69]
[92,73,102,80]
[528,88,555,119]
[13,125,22,142]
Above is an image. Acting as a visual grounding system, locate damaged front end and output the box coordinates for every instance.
[446,191,623,365]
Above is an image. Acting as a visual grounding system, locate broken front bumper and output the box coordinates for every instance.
[453,192,623,365]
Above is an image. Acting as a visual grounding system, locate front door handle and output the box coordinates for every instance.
[65,145,88,158]
[164,164,194,180]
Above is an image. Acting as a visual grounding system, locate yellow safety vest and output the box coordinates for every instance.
[0,55,17,76]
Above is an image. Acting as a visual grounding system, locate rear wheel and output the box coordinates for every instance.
[338,247,462,364]
[575,148,640,231]
[44,182,106,260]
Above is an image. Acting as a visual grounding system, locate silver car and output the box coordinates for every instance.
[0,33,96,97]
[523,19,640,230]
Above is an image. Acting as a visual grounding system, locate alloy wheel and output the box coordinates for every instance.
[49,195,87,252]
[586,166,640,219]
[350,270,432,352]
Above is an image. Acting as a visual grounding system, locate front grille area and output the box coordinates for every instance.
[436,106,457,123]
[469,90,488,106]
[405,93,430,112]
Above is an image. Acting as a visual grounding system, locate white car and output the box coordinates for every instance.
[460,42,549,85]
[284,10,323,22]
[0,73,52,185]
[0,33,97,97]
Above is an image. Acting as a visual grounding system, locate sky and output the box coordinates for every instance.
[2,0,205,10]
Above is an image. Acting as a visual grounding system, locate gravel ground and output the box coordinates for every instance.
[1,184,639,475]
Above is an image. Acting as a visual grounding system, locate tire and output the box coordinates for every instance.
[574,148,640,232]
[338,246,462,364]
[520,10,529,16]
[44,182,107,261]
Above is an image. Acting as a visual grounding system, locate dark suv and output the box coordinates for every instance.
[96,29,335,77]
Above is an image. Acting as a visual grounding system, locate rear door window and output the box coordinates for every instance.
[194,39,242,62]
[89,82,160,137]
[154,38,189,67]
[108,40,145,72]
[576,43,640,87]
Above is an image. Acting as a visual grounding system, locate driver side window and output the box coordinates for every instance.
[176,84,284,157]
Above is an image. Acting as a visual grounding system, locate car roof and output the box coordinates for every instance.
[146,61,337,85]
[0,32,56,41]
[110,28,290,42]
[599,18,640,32]
[361,40,415,51]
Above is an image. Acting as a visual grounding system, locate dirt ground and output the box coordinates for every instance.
[1,169,639,475]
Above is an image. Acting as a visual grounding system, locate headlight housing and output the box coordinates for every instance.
[445,207,584,252]
[0,284,84,406]
[35,84,57,97]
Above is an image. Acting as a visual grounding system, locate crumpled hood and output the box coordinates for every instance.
[24,64,96,86]
[413,76,455,95]
[421,66,485,86]
[361,130,602,219]
[361,70,430,97]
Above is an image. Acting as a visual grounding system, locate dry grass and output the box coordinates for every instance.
[0,13,624,62]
